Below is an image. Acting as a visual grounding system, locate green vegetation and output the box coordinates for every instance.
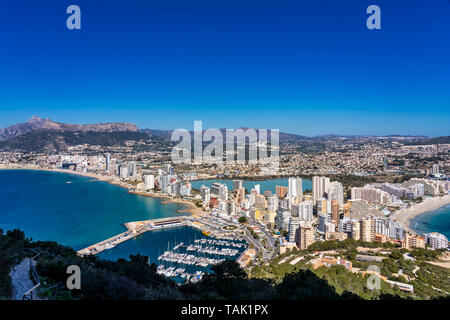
[306,238,399,252]
[0,229,29,299]
[0,129,155,152]
[250,240,450,300]
[247,227,259,240]
[2,230,449,300]
[238,216,248,224]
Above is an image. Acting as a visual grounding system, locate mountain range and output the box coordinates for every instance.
[0,116,139,142]
[0,116,447,152]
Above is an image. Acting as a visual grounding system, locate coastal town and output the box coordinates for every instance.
[1,145,449,291]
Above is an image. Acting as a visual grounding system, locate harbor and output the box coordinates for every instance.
[77,216,189,256]
[155,236,248,284]
[76,214,249,284]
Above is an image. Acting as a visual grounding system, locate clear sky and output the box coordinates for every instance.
[0,0,449,136]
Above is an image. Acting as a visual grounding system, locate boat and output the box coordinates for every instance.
[104,243,116,250]
[202,230,211,236]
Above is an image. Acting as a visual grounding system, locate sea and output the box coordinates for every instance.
[1,169,448,266]
[190,178,312,194]
[0,169,191,253]
[0,170,248,278]
[410,203,450,239]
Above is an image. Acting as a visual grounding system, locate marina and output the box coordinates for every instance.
[75,212,249,284]
[77,217,190,256]
[154,236,248,283]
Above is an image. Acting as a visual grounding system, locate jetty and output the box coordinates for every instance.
[76,215,230,256]
[77,216,188,256]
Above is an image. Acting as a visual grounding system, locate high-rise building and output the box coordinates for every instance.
[105,153,111,172]
[275,208,291,231]
[298,226,315,250]
[179,181,192,196]
[288,217,302,243]
[291,201,313,222]
[160,174,171,193]
[361,217,375,242]
[276,186,288,199]
[313,176,330,204]
[255,194,267,209]
[351,220,361,240]
[331,200,340,227]
[235,187,246,205]
[351,186,391,205]
[201,185,211,204]
[288,177,303,204]
[318,213,331,232]
[144,175,155,191]
[119,165,129,179]
[267,194,278,212]
[226,201,236,216]
[218,185,228,202]
[129,161,138,177]
[316,198,328,215]
[424,232,448,249]
[328,181,344,206]
[211,182,228,201]
[233,180,243,191]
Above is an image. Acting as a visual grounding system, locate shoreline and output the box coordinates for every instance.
[391,195,450,235]
[0,164,202,216]
[3,165,449,235]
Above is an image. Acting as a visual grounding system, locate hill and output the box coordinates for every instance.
[0,116,140,142]
[0,129,151,152]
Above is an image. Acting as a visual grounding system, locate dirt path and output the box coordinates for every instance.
[9,258,39,300]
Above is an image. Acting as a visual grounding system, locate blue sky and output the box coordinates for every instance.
[0,0,449,136]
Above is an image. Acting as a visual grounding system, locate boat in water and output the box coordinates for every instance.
[202,230,211,236]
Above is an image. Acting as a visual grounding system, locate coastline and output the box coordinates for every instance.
[0,164,202,216]
[129,191,204,216]
[391,195,450,235]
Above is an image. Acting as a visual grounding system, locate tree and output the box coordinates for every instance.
[238,216,248,224]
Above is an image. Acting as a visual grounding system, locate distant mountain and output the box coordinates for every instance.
[0,116,50,141]
[140,128,432,143]
[403,136,450,145]
[140,128,172,139]
[141,127,310,144]
[0,130,151,152]
[0,116,139,142]
[0,117,443,153]
[0,116,147,152]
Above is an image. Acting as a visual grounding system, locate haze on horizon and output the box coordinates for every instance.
[0,0,449,137]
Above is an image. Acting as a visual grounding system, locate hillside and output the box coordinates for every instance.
[0,116,139,142]
[2,229,449,300]
[0,130,151,152]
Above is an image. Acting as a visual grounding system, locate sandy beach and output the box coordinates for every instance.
[0,164,114,182]
[0,164,204,216]
[391,195,450,235]
[130,191,205,216]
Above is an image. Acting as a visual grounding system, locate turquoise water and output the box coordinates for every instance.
[191,178,312,193]
[410,204,450,239]
[98,226,247,281]
[0,170,189,251]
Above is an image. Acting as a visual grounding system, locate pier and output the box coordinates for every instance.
[76,215,232,256]
[77,216,189,256]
